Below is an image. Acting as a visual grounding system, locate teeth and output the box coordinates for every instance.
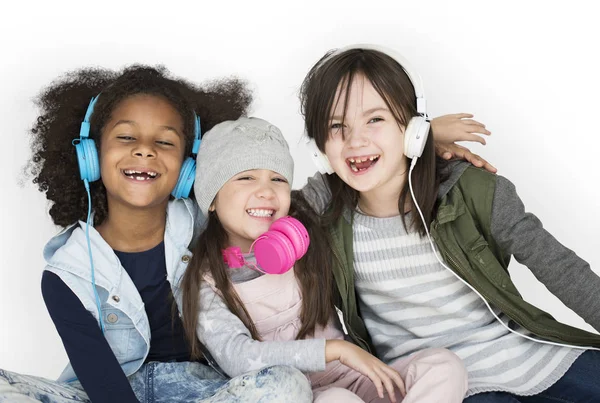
[124,170,158,178]
[347,155,380,173]
[347,155,380,163]
[247,209,274,217]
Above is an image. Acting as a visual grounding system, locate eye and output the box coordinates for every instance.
[329,122,345,138]
[272,177,288,183]
[368,117,384,124]
[156,140,174,146]
[116,135,135,141]
[236,176,253,181]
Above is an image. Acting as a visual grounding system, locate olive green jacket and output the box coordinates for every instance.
[328,165,600,353]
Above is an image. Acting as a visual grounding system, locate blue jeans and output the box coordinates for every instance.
[464,350,600,403]
[0,362,312,402]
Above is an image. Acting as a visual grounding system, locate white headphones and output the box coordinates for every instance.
[305,43,430,174]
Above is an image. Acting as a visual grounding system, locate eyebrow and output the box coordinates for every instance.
[330,107,390,121]
[111,120,181,136]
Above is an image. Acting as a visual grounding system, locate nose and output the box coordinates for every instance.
[255,181,276,200]
[346,124,369,149]
[131,140,156,159]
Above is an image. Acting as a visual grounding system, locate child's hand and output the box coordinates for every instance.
[326,339,405,402]
[431,113,491,144]
[431,113,497,173]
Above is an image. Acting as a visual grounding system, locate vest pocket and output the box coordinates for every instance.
[101,307,136,359]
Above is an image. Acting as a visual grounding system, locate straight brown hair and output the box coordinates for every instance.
[300,48,447,235]
[180,191,336,360]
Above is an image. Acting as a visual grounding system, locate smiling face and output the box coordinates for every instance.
[324,73,408,200]
[212,169,291,252]
[99,94,186,213]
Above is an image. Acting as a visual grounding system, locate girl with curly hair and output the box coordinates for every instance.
[0,65,312,403]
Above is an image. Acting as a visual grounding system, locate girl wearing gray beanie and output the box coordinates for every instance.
[180,117,468,402]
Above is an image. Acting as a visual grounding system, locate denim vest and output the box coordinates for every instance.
[43,199,199,382]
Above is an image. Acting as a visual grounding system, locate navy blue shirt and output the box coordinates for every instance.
[42,241,192,403]
[114,242,190,363]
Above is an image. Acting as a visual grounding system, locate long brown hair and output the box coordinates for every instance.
[181,190,335,360]
[300,48,447,235]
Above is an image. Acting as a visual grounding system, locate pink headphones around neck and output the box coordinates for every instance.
[222,216,310,275]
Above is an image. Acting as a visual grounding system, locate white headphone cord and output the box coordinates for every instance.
[408,157,598,351]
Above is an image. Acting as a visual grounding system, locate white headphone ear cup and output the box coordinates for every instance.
[404,116,430,159]
[305,138,334,174]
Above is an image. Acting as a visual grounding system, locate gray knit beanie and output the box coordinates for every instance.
[194,117,294,215]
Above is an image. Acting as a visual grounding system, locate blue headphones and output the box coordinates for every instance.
[73,95,101,183]
[73,94,202,199]
[172,115,201,199]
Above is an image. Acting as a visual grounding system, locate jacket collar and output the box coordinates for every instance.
[43,198,198,288]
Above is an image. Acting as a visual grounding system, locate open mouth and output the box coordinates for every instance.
[346,155,380,173]
[246,209,275,218]
[122,169,159,181]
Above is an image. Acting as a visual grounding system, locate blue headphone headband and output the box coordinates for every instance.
[80,95,99,138]
[192,115,202,154]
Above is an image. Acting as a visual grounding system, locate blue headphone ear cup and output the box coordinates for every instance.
[171,157,196,199]
[75,138,100,182]
[404,116,430,159]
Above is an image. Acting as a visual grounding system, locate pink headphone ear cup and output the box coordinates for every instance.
[269,216,310,259]
[254,231,296,275]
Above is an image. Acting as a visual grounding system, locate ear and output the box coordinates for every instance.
[208,203,215,212]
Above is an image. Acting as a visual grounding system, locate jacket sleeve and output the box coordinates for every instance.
[299,172,332,215]
[197,281,326,377]
[41,271,139,403]
[490,175,600,331]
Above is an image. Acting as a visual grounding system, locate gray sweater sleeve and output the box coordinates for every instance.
[300,172,332,215]
[197,282,326,377]
[491,175,600,331]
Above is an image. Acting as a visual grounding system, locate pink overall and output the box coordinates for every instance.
[231,269,468,402]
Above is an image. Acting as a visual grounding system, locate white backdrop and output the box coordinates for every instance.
[1,0,598,379]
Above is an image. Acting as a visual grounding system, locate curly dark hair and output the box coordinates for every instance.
[26,65,253,227]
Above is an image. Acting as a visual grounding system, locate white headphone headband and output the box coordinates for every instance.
[322,44,427,116]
